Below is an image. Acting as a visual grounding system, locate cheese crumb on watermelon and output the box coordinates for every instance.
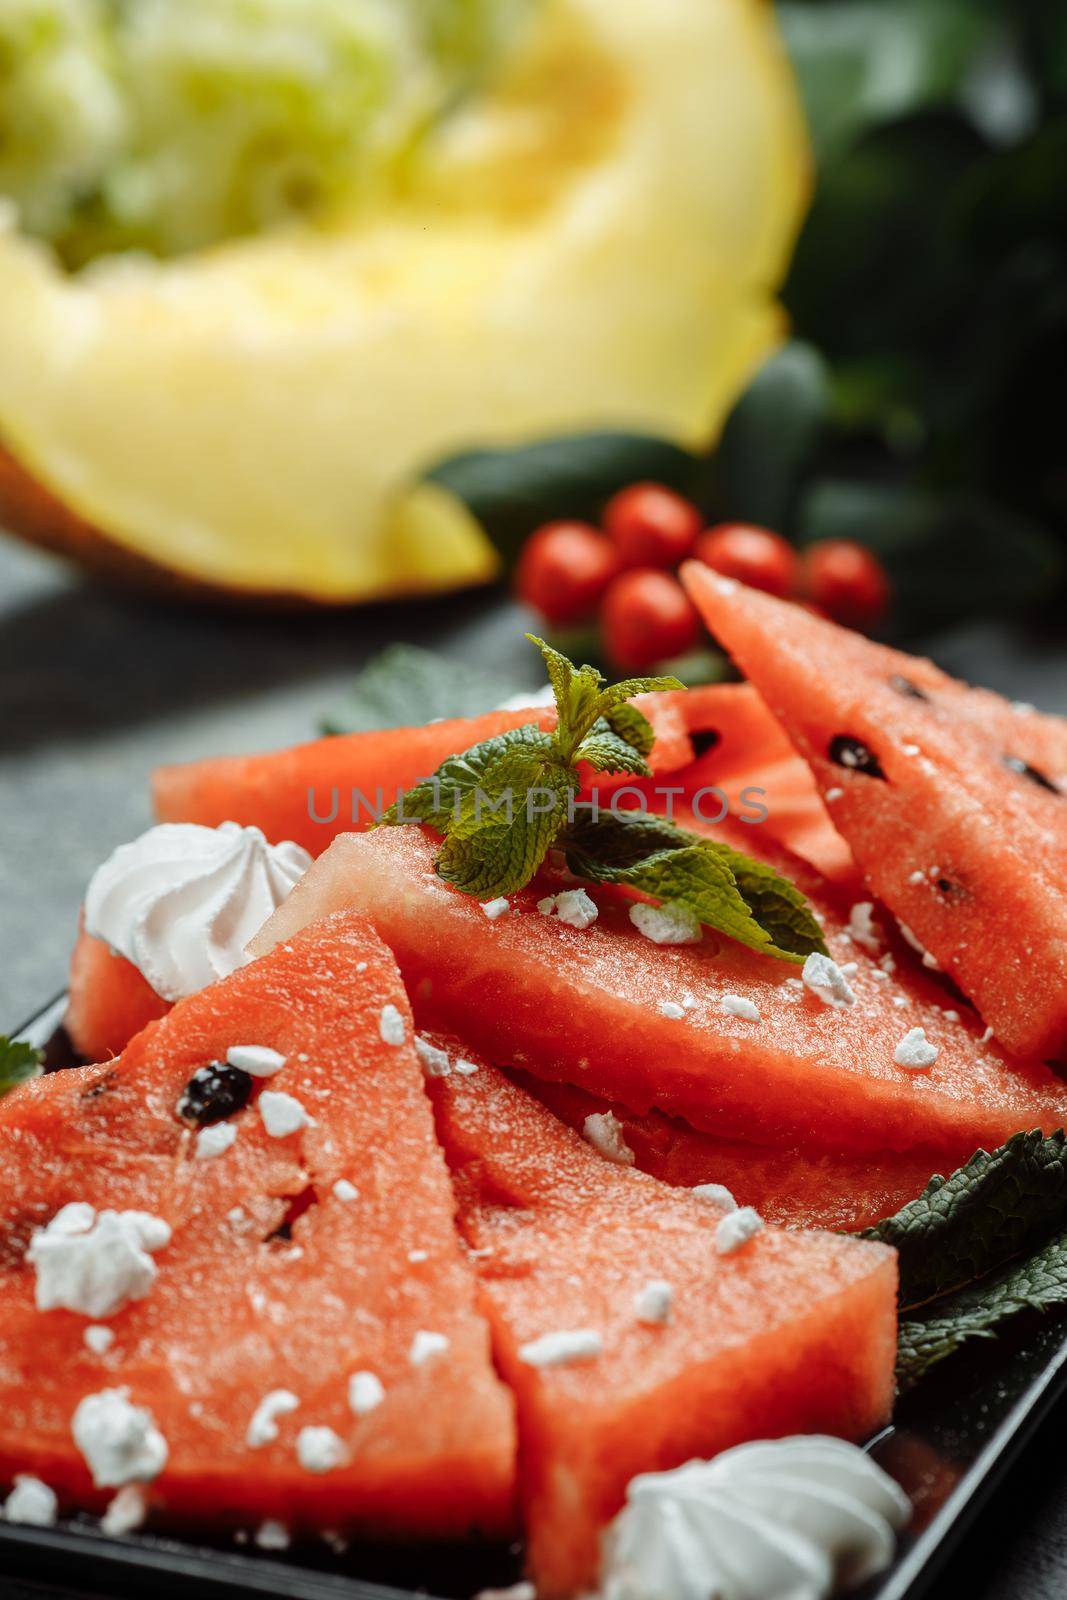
[682,563,1067,1062]
[252,825,1067,1157]
[0,910,517,1536]
[424,1048,897,1598]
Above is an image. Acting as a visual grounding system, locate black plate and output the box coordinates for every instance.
[4,995,1067,1600]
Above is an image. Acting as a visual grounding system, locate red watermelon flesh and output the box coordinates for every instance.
[251,825,1067,1156]
[424,1047,898,1598]
[0,911,516,1536]
[66,922,170,1061]
[683,562,1067,1061]
[505,1069,934,1232]
[151,691,706,857]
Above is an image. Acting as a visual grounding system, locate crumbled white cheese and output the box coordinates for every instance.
[538,889,599,929]
[657,1000,686,1020]
[481,898,510,920]
[942,1009,959,1024]
[332,1179,358,1202]
[3,1475,58,1526]
[824,787,844,803]
[414,1035,452,1078]
[84,1324,115,1356]
[802,952,857,1009]
[980,1025,995,1045]
[847,901,882,952]
[453,1056,479,1076]
[378,1004,406,1047]
[901,743,920,757]
[898,922,940,970]
[296,1426,347,1475]
[714,1206,764,1256]
[708,574,739,597]
[247,1389,300,1448]
[518,1329,604,1368]
[907,870,926,885]
[72,1389,168,1488]
[408,1249,429,1264]
[195,1122,237,1160]
[348,1371,386,1416]
[226,1045,286,1079]
[258,1090,312,1138]
[628,901,702,946]
[255,1520,290,1550]
[583,1111,635,1167]
[633,1280,673,1326]
[28,1204,171,1319]
[409,1330,450,1367]
[721,994,760,1022]
[893,1027,939,1070]
[101,1485,147,1536]
[690,1183,737,1212]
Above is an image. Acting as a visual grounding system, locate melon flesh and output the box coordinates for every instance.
[0,910,516,1535]
[253,825,1067,1156]
[425,1049,897,1597]
[683,563,1067,1061]
[66,922,169,1061]
[152,691,701,855]
[507,1069,933,1231]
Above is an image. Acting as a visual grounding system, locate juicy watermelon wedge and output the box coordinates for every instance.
[252,825,1067,1156]
[426,1049,898,1598]
[0,911,516,1535]
[507,1070,935,1232]
[152,691,705,857]
[66,921,170,1062]
[683,562,1067,1061]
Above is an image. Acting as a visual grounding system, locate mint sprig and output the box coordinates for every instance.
[0,1037,44,1098]
[382,636,827,963]
[861,1130,1067,1390]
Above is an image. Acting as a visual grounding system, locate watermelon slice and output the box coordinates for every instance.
[683,562,1067,1061]
[66,920,169,1061]
[425,1049,898,1597]
[152,691,704,856]
[506,1070,934,1232]
[252,825,1067,1156]
[0,910,516,1535]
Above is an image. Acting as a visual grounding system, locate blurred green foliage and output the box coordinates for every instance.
[770,0,1067,628]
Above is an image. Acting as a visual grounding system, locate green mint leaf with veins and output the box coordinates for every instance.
[383,634,825,962]
[565,813,826,963]
[896,1227,1067,1391]
[859,1130,1067,1391]
[0,1037,44,1098]
[862,1130,1067,1310]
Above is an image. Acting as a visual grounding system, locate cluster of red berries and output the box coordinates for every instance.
[515,482,891,672]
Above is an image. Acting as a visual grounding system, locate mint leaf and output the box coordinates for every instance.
[0,1037,44,1098]
[896,1229,1067,1391]
[860,1130,1067,1392]
[566,812,826,963]
[383,634,825,963]
[321,644,526,735]
[575,718,653,777]
[862,1130,1067,1310]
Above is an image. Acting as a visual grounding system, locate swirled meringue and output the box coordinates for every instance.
[599,1436,911,1600]
[84,822,311,1001]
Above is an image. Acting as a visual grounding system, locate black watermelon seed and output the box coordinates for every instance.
[690,728,722,758]
[177,1062,254,1127]
[889,674,930,702]
[829,735,886,780]
[1002,754,1060,794]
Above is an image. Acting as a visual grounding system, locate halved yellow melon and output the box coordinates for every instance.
[0,0,809,602]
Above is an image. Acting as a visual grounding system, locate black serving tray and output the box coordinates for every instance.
[4,995,1067,1600]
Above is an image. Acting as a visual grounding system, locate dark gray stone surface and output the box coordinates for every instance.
[1,537,1066,1598]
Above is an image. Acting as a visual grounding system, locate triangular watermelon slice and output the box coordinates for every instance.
[505,1069,935,1232]
[683,562,1067,1061]
[252,825,1067,1156]
[423,1044,897,1597]
[0,910,516,1536]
